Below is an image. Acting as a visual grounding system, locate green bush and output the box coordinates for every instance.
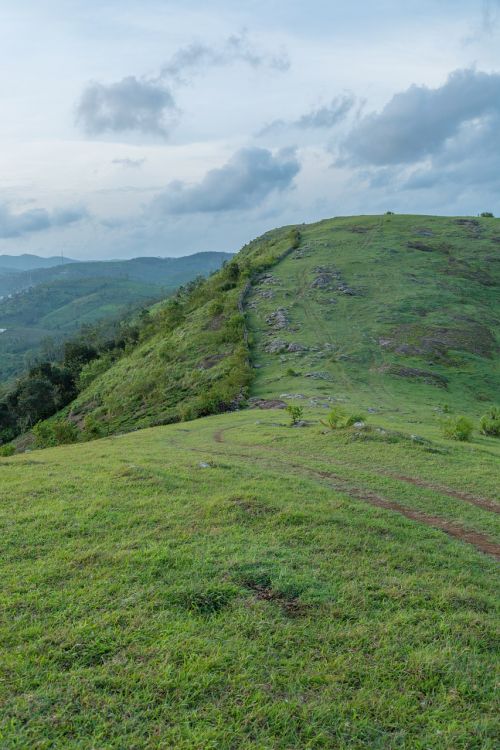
[480,212,494,218]
[286,404,303,425]
[479,407,500,437]
[285,367,299,377]
[442,416,473,442]
[33,419,80,448]
[83,414,106,439]
[0,444,15,457]
[321,406,365,430]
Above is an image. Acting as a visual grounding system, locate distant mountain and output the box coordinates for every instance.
[0,252,232,298]
[0,251,232,383]
[0,254,78,271]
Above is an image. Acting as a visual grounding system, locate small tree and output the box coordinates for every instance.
[479,212,494,218]
[286,404,303,425]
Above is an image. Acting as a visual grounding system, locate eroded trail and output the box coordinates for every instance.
[212,427,500,515]
[204,429,500,560]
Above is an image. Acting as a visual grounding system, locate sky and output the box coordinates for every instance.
[1,0,500,259]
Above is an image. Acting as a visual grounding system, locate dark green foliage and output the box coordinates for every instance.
[480,212,494,218]
[33,419,79,448]
[479,406,500,437]
[62,341,98,376]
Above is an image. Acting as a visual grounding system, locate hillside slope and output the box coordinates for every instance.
[65,214,499,440]
[0,252,231,383]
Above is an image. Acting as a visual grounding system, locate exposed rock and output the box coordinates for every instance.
[265,308,289,330]
[311,274,334,289]
[259,273,280,285]
[249,398,287,410]
[265,339,288,354]
[304,372,333,381]
[287,342,307,352]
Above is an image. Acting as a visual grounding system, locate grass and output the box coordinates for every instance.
[1,214,499,748]
[1,411,499,749]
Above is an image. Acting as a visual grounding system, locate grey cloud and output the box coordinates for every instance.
[112,157,147,168]
[160,31,289,80]
[0,204,87,238]
[340,68,500,166]
[77,77,177,138]
[296,94,356,128]
[260,94,355,135]
[77,32,288,139]
[152,147,300,214]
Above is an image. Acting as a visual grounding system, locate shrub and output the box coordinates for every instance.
[286,367,299,377]
[321,406,365,430]
[479,407,500,437]
[442,416,473,441]
[33,419,80,448]
[480,211,494,218]
[286,404,303,425]
[0,444,15,457]
[83,414,105,439]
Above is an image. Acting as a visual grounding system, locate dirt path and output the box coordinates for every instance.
[211,428,499,515]
[203,433,500,560]
[381,472,500,514]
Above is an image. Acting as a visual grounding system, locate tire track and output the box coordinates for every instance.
[212,428,499,515]
[197,432,500,560]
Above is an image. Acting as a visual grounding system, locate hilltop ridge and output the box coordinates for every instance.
[64,213,499,440]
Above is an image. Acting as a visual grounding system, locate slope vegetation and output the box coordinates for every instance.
[64,214,498,440]
[0,253,230,383]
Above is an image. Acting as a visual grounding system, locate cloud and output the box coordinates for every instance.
[76,32,289,139]
[260,94,355,135]
[160,31,289,81]
[340,68,500,166]
[0,203,87,238]
[77,77,177,138]
[112,157,147,168]
[151,147,300,214]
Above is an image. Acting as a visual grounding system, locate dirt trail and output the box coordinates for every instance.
[381,472,500,514]
[211,428,499,515]
[202,432,500,560]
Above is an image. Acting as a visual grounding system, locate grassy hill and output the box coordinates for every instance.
[1,214,499,749]
[65,214,499,439]
[0,253,231,383]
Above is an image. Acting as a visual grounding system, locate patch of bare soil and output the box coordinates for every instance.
[243,581,308,617]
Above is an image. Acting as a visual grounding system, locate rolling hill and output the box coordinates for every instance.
[65,214,499,437]
[0,252,231,383]
[0,253,78,271]
[1,214,499,749]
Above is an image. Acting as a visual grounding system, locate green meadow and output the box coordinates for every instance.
[1,215,499,748]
